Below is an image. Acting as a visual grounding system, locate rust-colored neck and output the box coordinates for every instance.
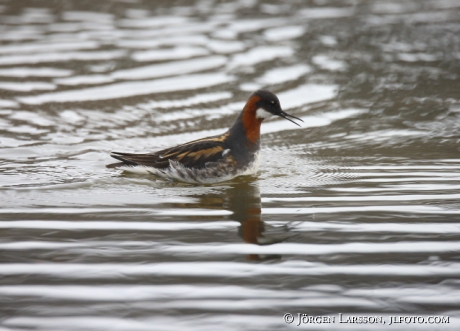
[241,95,263,143]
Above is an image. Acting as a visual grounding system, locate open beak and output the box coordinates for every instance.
[279,109,303,127]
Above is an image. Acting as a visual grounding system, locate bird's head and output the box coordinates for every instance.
[252,90,303,126]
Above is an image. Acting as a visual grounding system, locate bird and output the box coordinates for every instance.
[107,90,303,184]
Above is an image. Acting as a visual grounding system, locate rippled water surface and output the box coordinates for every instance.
[1,0,460,330]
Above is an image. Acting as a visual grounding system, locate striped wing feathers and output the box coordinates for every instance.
[110,134,229,169]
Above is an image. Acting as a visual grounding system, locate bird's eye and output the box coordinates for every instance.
[270,101,275,104]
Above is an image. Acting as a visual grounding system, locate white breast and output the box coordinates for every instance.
[241,152,260,176]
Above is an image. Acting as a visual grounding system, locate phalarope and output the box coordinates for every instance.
[107,90,302,184]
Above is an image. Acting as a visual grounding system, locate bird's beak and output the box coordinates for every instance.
[279,109,303,127]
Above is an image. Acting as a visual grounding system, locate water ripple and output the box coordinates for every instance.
[18,73,234,104]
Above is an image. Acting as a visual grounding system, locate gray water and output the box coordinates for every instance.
[1,0,460,330]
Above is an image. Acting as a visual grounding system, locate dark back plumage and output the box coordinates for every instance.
[108,133,230,170]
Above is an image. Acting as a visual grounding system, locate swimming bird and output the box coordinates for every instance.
[107,90,302,184]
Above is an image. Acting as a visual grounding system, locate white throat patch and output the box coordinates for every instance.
[256,108,273,119]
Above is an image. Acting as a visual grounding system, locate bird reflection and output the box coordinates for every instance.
[229,182,288,261]
[224,182,264,261]
[189,180,289,261]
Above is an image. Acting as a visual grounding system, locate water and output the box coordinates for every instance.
[1,0,460,330]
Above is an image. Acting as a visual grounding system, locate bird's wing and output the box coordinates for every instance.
[109,133,230,169]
